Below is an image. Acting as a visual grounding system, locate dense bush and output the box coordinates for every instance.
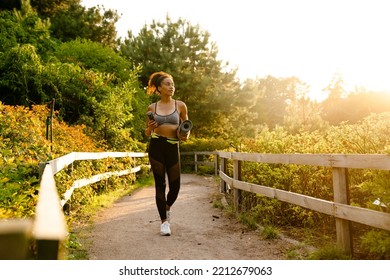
[0,102,112,219]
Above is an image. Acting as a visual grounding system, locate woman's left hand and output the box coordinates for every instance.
[178,131,189,141]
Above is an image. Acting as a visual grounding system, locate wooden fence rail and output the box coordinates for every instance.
[0,151,148,260]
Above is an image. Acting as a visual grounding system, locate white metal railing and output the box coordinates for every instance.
[26,151,147,259]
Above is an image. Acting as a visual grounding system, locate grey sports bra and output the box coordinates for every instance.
[153,100,180,125]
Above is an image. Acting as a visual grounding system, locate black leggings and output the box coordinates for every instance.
[148,136,181,220]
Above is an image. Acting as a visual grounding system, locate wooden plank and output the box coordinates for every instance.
[233,179,335,216]
[334,204,390,231]
[195,151,216,155]
[181,161,215,166]
[217,151,233,159]
[232,153,331,166]
[328,154,390,170]
[181,151,216,155]
[219,170,233,187]
[227,152,390,170]
[228,177,390,231]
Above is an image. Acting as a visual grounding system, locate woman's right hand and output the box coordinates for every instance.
[148,119,158,129]
[145,119,158,136]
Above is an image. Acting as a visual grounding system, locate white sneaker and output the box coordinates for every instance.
[160,221,171,236]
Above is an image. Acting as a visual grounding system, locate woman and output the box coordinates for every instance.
[145,71,190,236]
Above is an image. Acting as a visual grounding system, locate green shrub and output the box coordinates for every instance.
[238,212,258,230]
[308,246,352,260]
[360,230,390,259]
[260,225,280,240]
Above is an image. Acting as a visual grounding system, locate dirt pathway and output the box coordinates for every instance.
[86,174,291,260]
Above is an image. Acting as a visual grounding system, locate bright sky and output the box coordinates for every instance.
[82,0,390,100]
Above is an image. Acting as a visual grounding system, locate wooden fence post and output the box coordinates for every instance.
[233,159,242,213]
[214,153,218,176]
[194,152,198,173]
[332,167,353,256]
[220,157,227,193]
[0,220,32,259]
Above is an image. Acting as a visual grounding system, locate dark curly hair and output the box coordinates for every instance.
[147,71,173,95]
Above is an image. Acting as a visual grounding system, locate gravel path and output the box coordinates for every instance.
[86,174,290,260]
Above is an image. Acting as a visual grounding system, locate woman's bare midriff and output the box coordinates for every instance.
[154,123,179,138]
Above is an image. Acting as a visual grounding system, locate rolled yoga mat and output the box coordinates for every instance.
[178,120,193,135]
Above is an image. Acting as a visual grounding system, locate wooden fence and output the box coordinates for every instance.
[3,150,390,259]
[181,151,218,174]
[183,151,390,256]
[0,151,148,260]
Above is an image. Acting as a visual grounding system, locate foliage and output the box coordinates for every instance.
[0,102,148,221]
[87,76,148,149]
[0,5,55,57]
[48,1,119,48]
[0,103,100,218]
[308,246,352,260]
[180,137,231,153]
[29,0,79,18]
[3,0,121,48]
[53,38,132,83]
[360,230,390,259]
[238,212,258,230]
[260,225,280,240]
[0,4,146,148]
[0,44,46,105]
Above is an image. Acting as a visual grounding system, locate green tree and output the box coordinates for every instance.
[0,5,55,56]
[49,2,119,48]
[53,38,133,83]
[0,44,46,105]
[29,0,77,18]
[3,0,120,48]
